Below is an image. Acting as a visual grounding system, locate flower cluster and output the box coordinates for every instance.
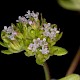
[25,10,39,21]
[0,10,67,65]
[3,25,17,40]
[42,23,60,39]
[28,38,49,54]
[16,10,39,25]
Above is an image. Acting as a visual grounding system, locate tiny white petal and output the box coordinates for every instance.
[4,26,7,30]
[43,38,46,42]
[53,27,59,33]
[44,23,51,27]
[47,23,51,26]
[28,20,33,25]
[27,10,31,14]
[39,40,43,46]
[28,43,34,50]
[6,26,13,33]
[56,31,59,33]
[17,16,27,23]
[8,35,15,40]
[50,28,54,32]
[53,27,57,31]
[37,38,40,41]
[40,47,49,54]
[12,31,17,35]
[43,31,50,36]
[16,20,19,22]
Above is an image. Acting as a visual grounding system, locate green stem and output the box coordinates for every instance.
[43,62,51,80]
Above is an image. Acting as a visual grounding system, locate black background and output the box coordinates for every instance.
[0,0,80,80]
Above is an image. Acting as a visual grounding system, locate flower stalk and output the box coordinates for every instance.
[43,62,51,80]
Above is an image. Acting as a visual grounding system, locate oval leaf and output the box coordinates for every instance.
[50,46,68,56]
[0,41,7,47]
[58,0,80,11]
[59,74,80,80]
[1,50,13,55]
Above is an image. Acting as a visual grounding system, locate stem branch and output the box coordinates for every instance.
[43,62,51,80]
[66,47,80,76]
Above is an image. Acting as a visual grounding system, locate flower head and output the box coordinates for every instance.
[0,10,68,65]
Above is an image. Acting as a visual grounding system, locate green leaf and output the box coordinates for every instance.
[16,22,23,33]
[23,25,28,38]
[59,74,80,80]
[51,24,57,28]
[9,42,20,51]
[1,38,10,44]
[24,50,35,57]
[58,0,80,11]
[0,41,7,47]
[8,47,21,53]
[1,50,13,55]
[47,37,56,46]
[24,39,32,48]
[50,46,68,56]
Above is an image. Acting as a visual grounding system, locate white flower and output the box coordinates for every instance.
[31,11,39,18]
[3,25,14,33]
[7,26,13,33]
[33,38,40,44]
[25,10,31,18]
[16,16,27,23]
[28,43,37,52]
[31,11,39,21]
[50,27,59,33]
[4,26,7,30]
[43,23,51,31]
[27,20,33,25]
[28,38,49,54]
[41,41,48,55]
[28,43,34,50]
[27,10,31,15]
[49,32,56,39]
[32,44,37,52]
[25,10,39,21]
[8,35,15,40]
[40,46,49,54]
[8,31,17,40]
[12,31,17,35]
[43,38,46,42]
[42,23,60,39]
[3,25,17,40]
[43,31,50,37]
[43,23,51,27]
[33,38,41,48]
